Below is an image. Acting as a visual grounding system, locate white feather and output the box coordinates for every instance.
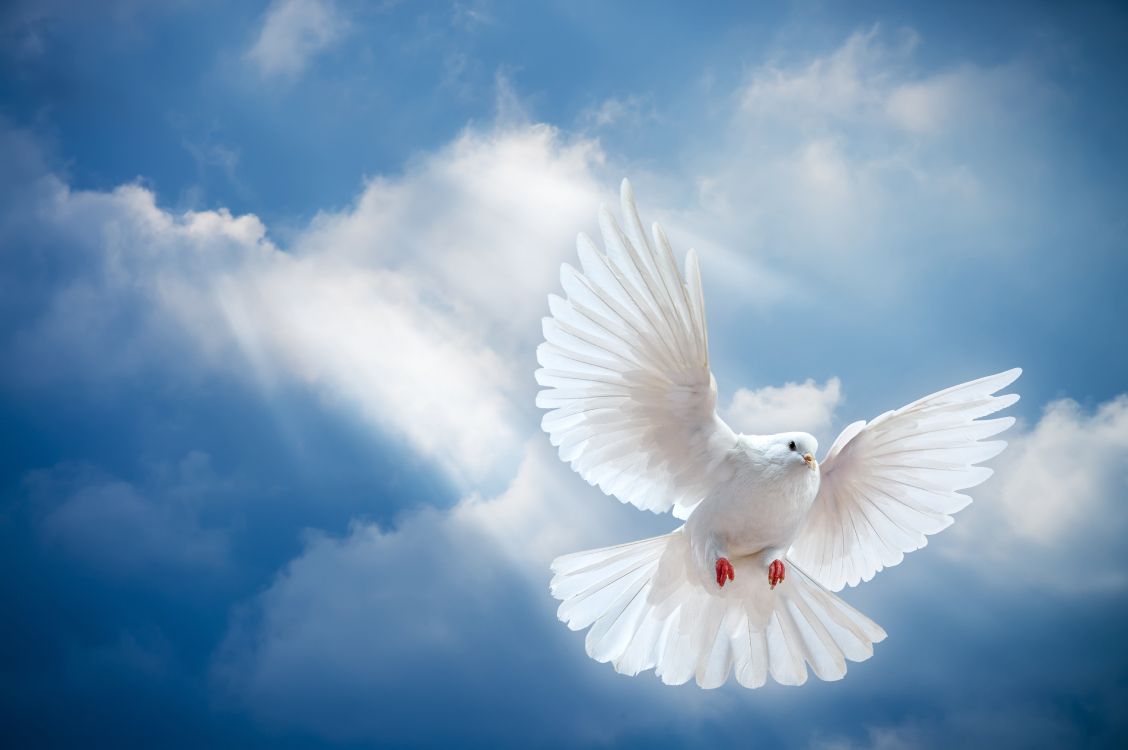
[550,531,886,688]
[789,369,1022,591]
[535,180,737,517]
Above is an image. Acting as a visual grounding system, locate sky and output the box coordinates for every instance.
[1,1,1126,747]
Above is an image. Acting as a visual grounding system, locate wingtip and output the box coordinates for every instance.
[576,232,597,254]
[620,179,639,223]
[996,367,1023,393]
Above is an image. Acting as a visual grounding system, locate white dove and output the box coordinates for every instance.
[536,179,1020,688]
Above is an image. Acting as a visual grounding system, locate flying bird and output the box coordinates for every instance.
[535,179,1020,688]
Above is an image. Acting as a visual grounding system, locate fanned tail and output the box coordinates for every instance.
[549,530,886,688]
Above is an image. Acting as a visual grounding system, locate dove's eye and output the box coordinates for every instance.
[788,440,797,451]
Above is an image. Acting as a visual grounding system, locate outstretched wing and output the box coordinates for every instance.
[535,180,737,518]
[789,369,1021,591]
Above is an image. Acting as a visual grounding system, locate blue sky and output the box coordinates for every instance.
[1,1,1126,747]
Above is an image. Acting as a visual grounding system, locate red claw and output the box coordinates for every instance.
[715,557,735,588]
[768,559,786,589]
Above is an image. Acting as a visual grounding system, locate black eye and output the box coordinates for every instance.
[788,440,797,451]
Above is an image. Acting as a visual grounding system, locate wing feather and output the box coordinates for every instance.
[536,180,737,517]
[790,368,1021,591]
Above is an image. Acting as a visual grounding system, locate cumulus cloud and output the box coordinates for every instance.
[245,0,347,79]
[998,396,1128,544]
[294,123,605,344]
[213,441,693,745]
[673,25,1059,306]
[212,391,1128,745]
[724,377,843,439]
[949,395,1128,591]
[211,123,605,482]
[0,119,608,485]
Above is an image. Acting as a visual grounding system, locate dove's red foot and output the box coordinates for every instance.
[715,557,735,588]
[768,559,786,589]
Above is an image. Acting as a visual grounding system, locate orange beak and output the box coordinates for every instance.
[803,452,816,469]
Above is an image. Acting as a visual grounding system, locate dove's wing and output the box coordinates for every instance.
[789,368,1021,592]
[536,180,737,518]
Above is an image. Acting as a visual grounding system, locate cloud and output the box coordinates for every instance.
[2,180,273,389]
[809,724,923,750]
[724,377,843,440]
[670,25,1061,309]
[740,26,1046,136]
[245,0,347,79]
[808,707,1090,750]
[948,395,1128,591]
[2,24,1123,746]
[30,452,230,576]
[212,123,607,482]
[998,396,1128,544]
[213,441,693,746]
[0,118,609,486]
[451,0,494,30]
[740,27,914,128]
[212,393,1128,745]
[293,122,604,346]
[580,94,658,131]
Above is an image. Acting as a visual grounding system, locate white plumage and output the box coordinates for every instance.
[536,179,1020,688]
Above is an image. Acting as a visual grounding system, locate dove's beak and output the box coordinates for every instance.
[803,453,816,470]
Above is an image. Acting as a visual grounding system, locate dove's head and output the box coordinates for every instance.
[771,432,819,471]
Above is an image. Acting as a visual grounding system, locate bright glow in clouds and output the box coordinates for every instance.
[6,122,605,484]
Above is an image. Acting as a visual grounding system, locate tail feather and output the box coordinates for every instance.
[552,535,666,631]
[550,530,886,688]
[692,596,729,687]
[733,616,768,688]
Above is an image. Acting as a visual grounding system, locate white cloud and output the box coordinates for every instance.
[883,62,1047,135]
[212,441,699,744]
[740,26,907,127]
[724,377,843,440]
[739,26,1043,136]
[451,0,494,30]
[947,395,1128,591]
[676,25,1057,303]
[294,123,604,345]
[997,396,1128,544]
[245,0,346,79]
[454,440,672,571]
[580,94,657,130]
[213,255,522,482]
[1,119,608,486]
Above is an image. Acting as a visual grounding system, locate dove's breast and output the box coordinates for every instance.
[689,446,821,559]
